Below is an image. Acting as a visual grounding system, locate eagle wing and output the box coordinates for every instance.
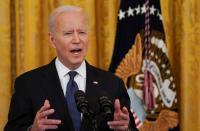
[115,33,142,87]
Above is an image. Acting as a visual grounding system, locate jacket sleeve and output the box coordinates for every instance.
[4,77,34,131]
[118,78,138,131]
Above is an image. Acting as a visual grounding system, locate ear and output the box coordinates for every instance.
[48,32,56,48]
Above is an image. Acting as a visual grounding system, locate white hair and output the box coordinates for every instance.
[48,5,89,32]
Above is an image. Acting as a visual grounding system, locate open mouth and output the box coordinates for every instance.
[70,48,82,54]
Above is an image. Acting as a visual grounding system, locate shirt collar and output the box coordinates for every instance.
[55,57,86,78]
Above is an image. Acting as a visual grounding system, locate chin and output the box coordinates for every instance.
[70,59,84,67]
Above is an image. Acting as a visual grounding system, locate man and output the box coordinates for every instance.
[4,6,137,131]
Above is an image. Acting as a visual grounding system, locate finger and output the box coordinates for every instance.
[109,125,129,130]
[38,100,51,113]
[38,109,55,118]
[120,107,130,120]
[120,112,129,120]
[44,100,51,119]
[44,99,50,107]
[107,121,129,127]
[39,125,59,130]
[108,121,129,130]
[114,99,121,113]
[40,119,61,125]
[122,107,129,115]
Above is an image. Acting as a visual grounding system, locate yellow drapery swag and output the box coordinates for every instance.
[0,0,199,131]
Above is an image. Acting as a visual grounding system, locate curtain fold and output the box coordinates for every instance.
[0,1,119,130]
[0,0,11,130]
[0,0,199,130]
[161,0,200,130]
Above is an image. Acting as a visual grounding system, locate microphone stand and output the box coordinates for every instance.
[86,111,97,131]
[82,109,97,131]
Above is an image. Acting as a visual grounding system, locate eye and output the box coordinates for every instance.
[63,32,73,35]
[79,31,87,35]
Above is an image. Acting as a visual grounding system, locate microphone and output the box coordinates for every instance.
[74,90,91,119]
[74,90,97,131]
[98,96,113,120]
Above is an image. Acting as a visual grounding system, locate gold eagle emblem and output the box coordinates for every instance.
[114,33,178,131]
[115,33,142,87]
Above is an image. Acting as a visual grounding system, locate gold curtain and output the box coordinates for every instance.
[0,0,11,130]
[0,0,199,131]
[0,0,120,130]
[161,0,200,130]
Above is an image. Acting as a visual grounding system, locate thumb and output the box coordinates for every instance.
[44,99,50,107]
[114,99,121,113]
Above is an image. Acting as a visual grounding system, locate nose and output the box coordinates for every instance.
[72,32,80,43]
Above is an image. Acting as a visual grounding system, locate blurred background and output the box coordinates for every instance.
[0,0,199,130]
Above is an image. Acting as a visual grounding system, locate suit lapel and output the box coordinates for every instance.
[85,62,102,113]
[43,60,104,130]
[43,59,73,130]
[82,62,113,130]
[79,63,101,130]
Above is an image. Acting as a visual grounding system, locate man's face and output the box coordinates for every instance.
[49,11,89,69]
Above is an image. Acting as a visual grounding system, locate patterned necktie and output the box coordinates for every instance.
[65,71,81,131]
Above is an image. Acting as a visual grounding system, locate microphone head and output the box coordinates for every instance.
[74,90,90,118]
[98,96,113,120]
[74,90,85,100]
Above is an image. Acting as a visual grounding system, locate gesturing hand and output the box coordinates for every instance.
[30,100,61,131]
[107,99,130,131]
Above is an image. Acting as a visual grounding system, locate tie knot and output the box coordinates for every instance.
[68,71,77,80]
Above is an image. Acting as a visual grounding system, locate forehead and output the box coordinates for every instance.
[55,11,89,27]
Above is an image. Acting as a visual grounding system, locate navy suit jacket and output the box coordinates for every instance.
[4,59,137,131]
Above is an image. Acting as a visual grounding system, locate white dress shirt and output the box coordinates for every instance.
[55,58,86,96]
[27,58,87,131]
